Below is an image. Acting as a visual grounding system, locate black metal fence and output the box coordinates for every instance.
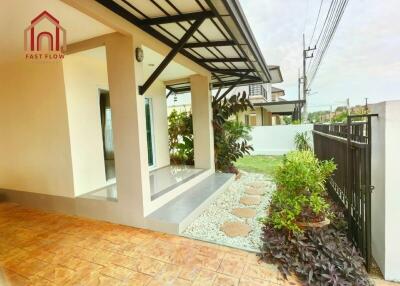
[313,114,378,271]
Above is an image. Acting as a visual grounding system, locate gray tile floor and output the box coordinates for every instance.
[80,165,204,201]
[147,173,234,225]
[150,165,205,200]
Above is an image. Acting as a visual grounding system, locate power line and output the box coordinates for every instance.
[309,0,348,86]
[306,0,349,88]
[307,0,339,74]
[308,0,324,46]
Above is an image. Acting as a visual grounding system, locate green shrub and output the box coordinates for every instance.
[168,110,194,165]
[261,151,336,233]
[294,131,311,151]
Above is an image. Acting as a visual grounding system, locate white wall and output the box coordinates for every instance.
[371,100,400,282]
[249,124,314,155]
[63,48,109,196]
[63,48,170,196]
[0,60,75,197]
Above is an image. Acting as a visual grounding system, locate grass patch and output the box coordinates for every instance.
[234,155,283,177]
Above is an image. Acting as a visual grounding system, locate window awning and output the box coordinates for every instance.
[95,0,282,94]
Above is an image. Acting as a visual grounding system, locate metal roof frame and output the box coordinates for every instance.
[95,0,280,96]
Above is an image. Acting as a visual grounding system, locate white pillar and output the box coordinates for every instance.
[190,75,214,170]
[371,100,400,281]
[105,34,150,225]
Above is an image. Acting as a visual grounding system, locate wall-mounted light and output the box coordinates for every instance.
[135,47,144,62]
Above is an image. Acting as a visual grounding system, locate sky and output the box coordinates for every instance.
[239,0,400,112]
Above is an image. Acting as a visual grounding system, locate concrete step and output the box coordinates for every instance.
[145,172,234,234]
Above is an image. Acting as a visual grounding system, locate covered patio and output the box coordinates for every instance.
[0,0,280,234]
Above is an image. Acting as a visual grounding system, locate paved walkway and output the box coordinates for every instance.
[0,203,396,286]
[0,203,298,286]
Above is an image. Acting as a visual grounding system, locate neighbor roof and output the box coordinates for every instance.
[95,0,282,94]
[253,99,305,115]
[271,86,285,95]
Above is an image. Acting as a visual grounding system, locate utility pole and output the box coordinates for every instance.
[365,98,368,114]
[297,68,302,122]
[346,98,350,115]
[298,68,301,101]
[302,34,316,122]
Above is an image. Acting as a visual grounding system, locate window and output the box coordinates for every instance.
[145,98,156,167]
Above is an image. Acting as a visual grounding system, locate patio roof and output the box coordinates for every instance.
[254,99,305,115]
[95,0,282,94]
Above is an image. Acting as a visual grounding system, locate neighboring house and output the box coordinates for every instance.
[0,0,281,234]
[167,103,192,115]
[236,84,305,126]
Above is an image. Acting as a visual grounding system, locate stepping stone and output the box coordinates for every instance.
[231,208,256,218]
[246,181,267,188]
[245,187,265,196]
[240,196,261,206]
[220,222,251,237]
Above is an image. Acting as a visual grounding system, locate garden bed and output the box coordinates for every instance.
[182,171,275,251]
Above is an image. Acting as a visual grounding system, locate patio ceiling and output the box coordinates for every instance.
[95,0,282,95]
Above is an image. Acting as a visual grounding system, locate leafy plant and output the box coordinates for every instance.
[215,120,253,173]
[261,151,336,233]
[260,199,372,285]
[213,91,254,173]
[167,92,254,171]
[294,131,312,151]
[168,110,194,165]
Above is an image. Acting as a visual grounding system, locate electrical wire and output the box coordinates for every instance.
[306,0,349,88]
[308,0,324,46]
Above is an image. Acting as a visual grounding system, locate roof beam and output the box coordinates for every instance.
[166,89,173,98]
[164,77,190,86]
[210,68,255,73]
[197,58,248,63]
[95,0,212,73]
[183,40,235,48]
[139,18,205,95]
[141,11,214,25]
[215,72,250,103]
[211,70,259,81]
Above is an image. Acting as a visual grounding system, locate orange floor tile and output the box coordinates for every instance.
[0,203,297,286]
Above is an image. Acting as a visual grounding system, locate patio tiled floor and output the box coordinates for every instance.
[0,202,298,286]
[0,202,396,286]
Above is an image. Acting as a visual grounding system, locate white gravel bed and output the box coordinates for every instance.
[182,171,276,251]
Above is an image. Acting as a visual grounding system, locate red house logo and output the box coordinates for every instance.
[24,11,66,60]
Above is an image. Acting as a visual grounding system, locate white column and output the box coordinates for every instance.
[105,34,150,225]
[190,75,214,170]
[371,100,400,281]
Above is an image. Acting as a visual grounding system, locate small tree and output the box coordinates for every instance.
[212,91,254,173]
[294,131,312,151]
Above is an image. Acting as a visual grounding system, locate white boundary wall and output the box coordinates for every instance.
[370,100,400,282]
[249,124,314,155]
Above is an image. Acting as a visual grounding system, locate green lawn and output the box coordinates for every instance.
[234,155,283,177]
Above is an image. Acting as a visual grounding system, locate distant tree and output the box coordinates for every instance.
[283,116,292,125]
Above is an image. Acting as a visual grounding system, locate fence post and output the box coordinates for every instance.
[346,116,353,241]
